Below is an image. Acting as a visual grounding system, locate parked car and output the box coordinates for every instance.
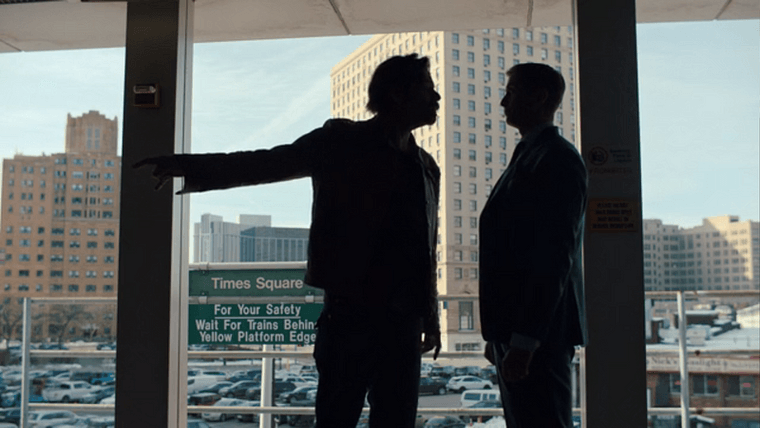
[423,416,466,428]
[429,366,455,379]
[278,385,317,405]
[0,408,19,425]
[187,418,212,428]
[188,391,220,416]
[460,390,500,408]
[96,342,116,350]
[27,410,78,428]
[201,398,249,422]
[234,400,261,423]
[195,381,232,395]
[81,385,115,404]
[419,376,448,395]
[277,374,317,388]
[479,366,497,383]
[461,399,502,422]
[187,375,223,394]
[56,415,115,428]
[453,366,481,377]
[245,380,297,401]
[219,380,258,399]
[446,376,493,393]
[225,369,261,383]
[70,371,114,386]
[42,381,101,403]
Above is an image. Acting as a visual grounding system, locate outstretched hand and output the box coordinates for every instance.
[421,324,442,360]
[133,156,185,191]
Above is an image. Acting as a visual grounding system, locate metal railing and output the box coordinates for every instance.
[15,289,760,428]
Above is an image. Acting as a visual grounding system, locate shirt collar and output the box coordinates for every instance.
[519,122,554,146]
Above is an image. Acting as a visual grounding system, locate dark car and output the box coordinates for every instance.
[225,369,261,383]
[479,366,498,384]
[278,385,317,405]
[429,366,455,379]
[187,418,212,428]
[0,408,19,425]
[234,400,261,423]
[196,381,232,395]
[188,392,221,417]
[418,376,448,395]
[245,380,297,400]
[423,416,466,428]
[453,366,481,377]
[219,380,259,399]
[462,399,502,423]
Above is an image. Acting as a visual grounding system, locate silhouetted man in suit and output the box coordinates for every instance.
[479,63,588,428]
[136,54,441,428]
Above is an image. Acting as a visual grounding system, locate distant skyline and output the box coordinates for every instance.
[0,20,757,230]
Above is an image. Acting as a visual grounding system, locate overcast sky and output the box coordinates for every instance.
[0,20,757,231]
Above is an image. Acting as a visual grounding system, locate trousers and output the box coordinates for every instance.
[313,300,423,428]
[492,342,575,428]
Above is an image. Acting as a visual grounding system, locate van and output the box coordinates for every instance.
[460,389,500,407]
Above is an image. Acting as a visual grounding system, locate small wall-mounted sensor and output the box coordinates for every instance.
[133,84,160,108]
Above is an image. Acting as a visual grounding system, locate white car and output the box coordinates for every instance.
[276,374,317,388]
[187,375,224,394]
[28,410,78,428]
[42,381,100,403]
[446,376,494,393]
[201,397,248,422]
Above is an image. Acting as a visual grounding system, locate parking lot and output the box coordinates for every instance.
[194,392,467,428]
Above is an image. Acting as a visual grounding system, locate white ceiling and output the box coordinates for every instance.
[0,0,758,53]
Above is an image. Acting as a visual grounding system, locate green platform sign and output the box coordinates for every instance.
[188,267,323,346]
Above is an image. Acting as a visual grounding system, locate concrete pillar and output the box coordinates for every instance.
[115,1,193,426]
[573,0,648,426]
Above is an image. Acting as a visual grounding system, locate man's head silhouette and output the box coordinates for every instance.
[367,54,440,129]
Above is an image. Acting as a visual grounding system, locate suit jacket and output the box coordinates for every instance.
[174,118,441,323]
[479,125,588,350]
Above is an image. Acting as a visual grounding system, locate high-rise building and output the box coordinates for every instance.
[643,215,760,292]
[193,214,308,263]
[0,110,120,340]
[331,27,576,351]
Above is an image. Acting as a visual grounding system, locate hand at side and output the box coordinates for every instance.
[500,347,534,382]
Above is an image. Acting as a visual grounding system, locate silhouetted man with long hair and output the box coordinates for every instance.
[137,54,442,428]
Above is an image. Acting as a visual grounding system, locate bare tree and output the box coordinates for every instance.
[47,304,94,344]
[0,304,23,344]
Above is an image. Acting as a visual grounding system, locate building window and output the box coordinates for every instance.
[469,167,477,178]
[454,199,462,210]
[453,149,461,160]
[459,301,474,330]
[669,374,681,394]
[692,374,719,396]
[68,284,79,292]
[469,200,477,211]
[467,35,474,46]
[452,65,460,77]
[453,132,461,143]
[452,81,460,93]
[454,268,463,279]
[728,375,756,397]
[51,284,63,292]
[453,98,461,109]
[453,115,461,126]
[452,33,459,43]
[467,51,475,62]
[86,285,97,292]
[454,216,462,228]
[468,100,476,111]
[468,117,476,128]
[468,150,476,161]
